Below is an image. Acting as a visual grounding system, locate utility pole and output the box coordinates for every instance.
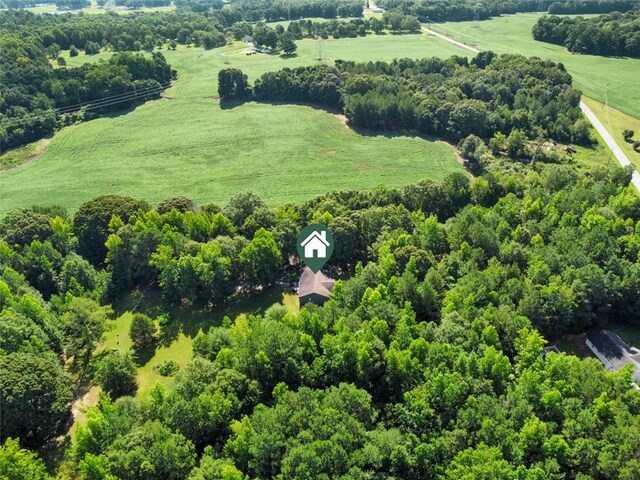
[316,39,325,62]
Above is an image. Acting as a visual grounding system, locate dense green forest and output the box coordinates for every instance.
[1,156,640,478]
[221,53,593,161]
[533,9,640,58]
[374,0,638,22]
[2,2,640,478]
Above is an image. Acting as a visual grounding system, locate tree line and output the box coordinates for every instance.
[533,9,640,58]
[0,36,175,150]
[375,0,639,22]
[195,0,364,22]
[1,157,640,478]
[220,53,593,157]
[103,0,172,8]
[281,13,422,40]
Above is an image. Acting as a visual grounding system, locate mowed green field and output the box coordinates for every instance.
[429,14,640,120]
[21,0,175,15]
[0,35,467,215]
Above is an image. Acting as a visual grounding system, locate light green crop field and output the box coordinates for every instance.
[428,14,640,120]
[22,0,175,15]
[0,35,467,215]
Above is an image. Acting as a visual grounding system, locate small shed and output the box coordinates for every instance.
[298,266,335,306]
[242,35,254,43]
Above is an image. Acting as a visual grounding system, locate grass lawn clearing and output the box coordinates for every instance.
[99,285,299,397]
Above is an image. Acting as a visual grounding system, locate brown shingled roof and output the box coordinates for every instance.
[298,266,335,299]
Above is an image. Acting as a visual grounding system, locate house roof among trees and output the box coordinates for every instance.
[587,330,640,380]
[298,266,335,299]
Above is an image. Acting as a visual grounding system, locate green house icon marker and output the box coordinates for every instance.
[296,224,334,273]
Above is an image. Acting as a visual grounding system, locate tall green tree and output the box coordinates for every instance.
[0,353,73,446]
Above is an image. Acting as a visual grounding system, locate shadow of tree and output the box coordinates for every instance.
[112,285,293,348]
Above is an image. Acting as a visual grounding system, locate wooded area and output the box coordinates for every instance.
[1,160,640,478]
[221,52,593,165]
[374,0,638,22]
[533,9,640,58]
[2,1,640,478]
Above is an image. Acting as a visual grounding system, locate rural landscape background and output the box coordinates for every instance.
[1,0,640,478]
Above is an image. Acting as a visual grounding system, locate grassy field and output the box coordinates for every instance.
[22,0,175,15]
[0,35,467,215]
[429,14,640,120]
[582,96,640,170]
[99,286,299,397]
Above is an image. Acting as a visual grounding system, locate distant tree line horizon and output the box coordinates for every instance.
[533,9,640,58]
[374,0,638,22]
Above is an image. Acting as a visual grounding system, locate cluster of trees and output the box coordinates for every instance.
[0,207,112,450]
[0,10,230,52]
[547,0,639,14]
[104,0,172,8]
[281,13,421,40]
[0,35,175,149]
[375,0,638,22]
[227,53,592,151]
[0,0,54,7]
[3,157,640,477]
[224,0,364,22]
[533,10,640,57]
[55,0,89,10]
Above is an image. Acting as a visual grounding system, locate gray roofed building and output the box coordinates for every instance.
[586,330,640,383]
[298,266,335,306]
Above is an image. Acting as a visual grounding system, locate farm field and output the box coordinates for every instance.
[21,0,175,14]
[428,13,640,121]
[0,35,468,215]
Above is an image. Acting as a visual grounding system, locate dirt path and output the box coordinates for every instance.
[421,25,480,53]
[0,139,50,174]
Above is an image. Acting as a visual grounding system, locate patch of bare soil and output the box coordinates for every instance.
[0,139,50,174]
[334,113,349,128]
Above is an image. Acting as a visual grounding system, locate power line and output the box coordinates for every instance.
[1,82,170,130]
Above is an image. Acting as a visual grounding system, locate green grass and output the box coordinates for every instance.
[609,323,640,348]
[0,36,467,215]
[99,286,299,397]
[429,13,640,120]
[582,96,640,170]
[0,139,48,171]
[22,0,175,15]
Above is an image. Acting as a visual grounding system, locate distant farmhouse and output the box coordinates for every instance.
[372,7,384,13]
[301,230,330,259]
[586,330,640,384]
[242,35,253,43]
[298,267,335,306]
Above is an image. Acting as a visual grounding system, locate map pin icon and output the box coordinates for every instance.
[296,224,335,273]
